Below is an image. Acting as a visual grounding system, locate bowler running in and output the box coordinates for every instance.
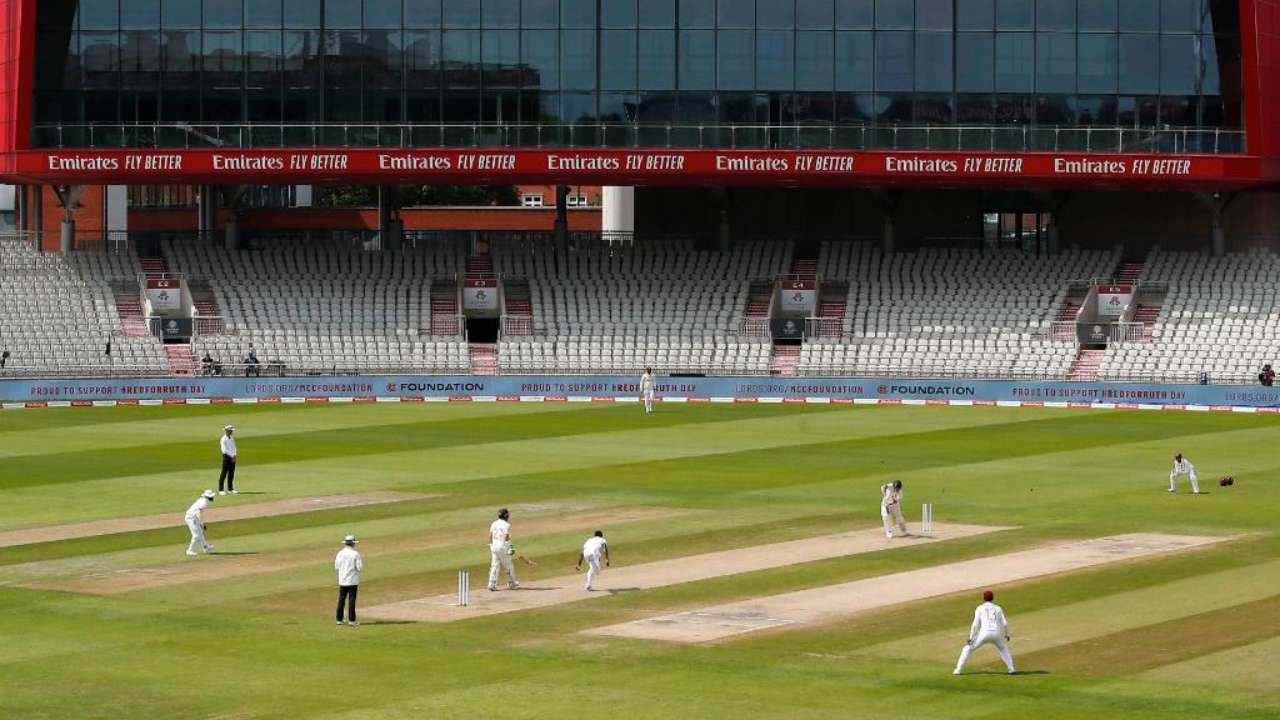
[575,530,610,591]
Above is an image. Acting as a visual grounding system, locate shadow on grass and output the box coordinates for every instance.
[210,551,260,556]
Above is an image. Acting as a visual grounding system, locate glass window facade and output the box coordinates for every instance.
[33,0,1244,148]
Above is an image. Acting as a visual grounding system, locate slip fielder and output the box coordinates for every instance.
[1169,452,1201,494]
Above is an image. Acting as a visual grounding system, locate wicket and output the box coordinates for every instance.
[922,503,934,534]
[458,570,470,606]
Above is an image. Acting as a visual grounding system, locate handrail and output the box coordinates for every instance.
[30,121,1247,155]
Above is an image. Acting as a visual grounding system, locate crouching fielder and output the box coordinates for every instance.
[488,508,519,591]
[880,480,908,538]
[954,590,1016,675]
[185,489,216,556]
[575,530,610,591]
[1169,453,1201,494]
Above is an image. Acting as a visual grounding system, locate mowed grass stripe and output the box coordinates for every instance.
[1018,594,1280,675]
[0,401,582,459]
[480,410,1260,498]
[1138,635,1280,693]
[858,557,1280,664]
[0,404,839,490]
[0,404,1027,528]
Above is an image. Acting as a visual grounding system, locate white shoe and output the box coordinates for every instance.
[219,491,227,495]
[953,670,961,675]
[348,621,359,627]
[230,490,239,494]
[585,587,594,592]
[1168,488,1175,493]
[204,545,214,553]
[186,550,197,556]
[488,586,497,592]
[508,582,520,590]
[336,620,344,626]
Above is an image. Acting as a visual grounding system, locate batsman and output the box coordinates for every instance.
[487,508,520,591]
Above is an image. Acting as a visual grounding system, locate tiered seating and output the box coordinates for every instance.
[166,238,468,373]
[493,238,789,375]
[1097,249,1280,384]
[499,335,770,375]
[799,243,1117,377]
[0,238,168,376]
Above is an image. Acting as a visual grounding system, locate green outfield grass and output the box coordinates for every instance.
[1,402,1276,719]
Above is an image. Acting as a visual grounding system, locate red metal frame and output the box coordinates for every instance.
[0,0,1277,189]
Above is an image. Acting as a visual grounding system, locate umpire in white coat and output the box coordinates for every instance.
[335,535,363,626]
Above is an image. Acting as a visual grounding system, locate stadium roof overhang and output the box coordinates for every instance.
[2,148,1277,192]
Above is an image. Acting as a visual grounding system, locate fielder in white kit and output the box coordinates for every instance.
[575,530,610,591]
[954,590,1016,675]
[184,489,216,556]
[487,507,519,591]
[640,367,656,413]
[1168,452,1201,494]
[880,480,908,538]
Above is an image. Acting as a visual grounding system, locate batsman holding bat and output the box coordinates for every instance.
[487,508,520,591]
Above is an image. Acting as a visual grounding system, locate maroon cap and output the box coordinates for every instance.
[983,590,994,602]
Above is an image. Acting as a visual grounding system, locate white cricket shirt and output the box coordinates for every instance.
[185,496,211,520]
[582,536,607,559]
[970,601,1009,640]
[490,519,512,550]
[220,434,237,458]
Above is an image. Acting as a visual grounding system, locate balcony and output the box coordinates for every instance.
[30,122,1247,155]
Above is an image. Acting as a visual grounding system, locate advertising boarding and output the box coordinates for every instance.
[778,280,816,313]
[462,279,499,311]
[1097,285,1134,318]
[145,278,182,312]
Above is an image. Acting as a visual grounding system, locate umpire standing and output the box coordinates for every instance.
[218,425,238,495]
[335,535,363,626]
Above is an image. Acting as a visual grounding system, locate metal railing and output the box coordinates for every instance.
[738,318,772,337]
[805,317,845,338]
[430,314,467,338]
[501,315,536,337]
[0,359,1261,386]
[31,122,1247,155]
[194,316,229,337]
[1109,322,1147,344]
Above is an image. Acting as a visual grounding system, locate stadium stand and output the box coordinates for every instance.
[493,238,789,375]
[0,235,168,376]
[1096,248,1280,384]
[164,239,470,373]
[800,244,1119,377]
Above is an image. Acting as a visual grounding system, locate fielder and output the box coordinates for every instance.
[640,367,656,413]
[487,508,519,591]
[1168,453,1201,494]
[185,489,216,556]
[954,590,1016,675]
[880,480,908,538]
[575,530,610,591]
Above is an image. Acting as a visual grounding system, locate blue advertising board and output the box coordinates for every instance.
[3,374,1280,409]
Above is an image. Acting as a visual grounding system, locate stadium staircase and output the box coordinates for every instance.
[430,278,460,336]
[468,343,498,375]
[1067,348,1105,381]
[745,281,773,319]
[140,256,168,278]
[112,283,150,337]
[503,276,534,336]
[165,344,196,375]
[189,280,225,334]
[816,282,848,338]
[768,344,801,376]
[1115,262,1144,284]
[1133,304,1161,341]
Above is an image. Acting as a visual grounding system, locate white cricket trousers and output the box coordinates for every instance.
[584,554,602,590]
[643,389,655,413]
[881,503,906,537]
[489,547,518,589]
[186,516,210,554]
[1169,469,1200,493]
[955,633,1015,674]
